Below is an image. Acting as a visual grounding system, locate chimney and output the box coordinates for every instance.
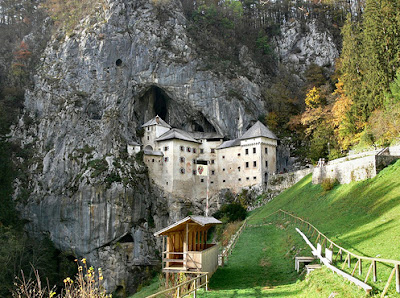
[155,115,160,124]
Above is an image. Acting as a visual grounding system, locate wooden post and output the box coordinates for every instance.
[342,254,349,270]
[373,260,377,282]
[197,230,200,251]
[365,262,374,283]
[184,223,188,269]
[166,272,170,288]
[206,274,208,291]
[162,236,165,269]
[351,259,359,276]
[359,259,362,276]
[347,253,351,268]
[381,267,396,298]
[396,264,400,293]
[222,255,225,267]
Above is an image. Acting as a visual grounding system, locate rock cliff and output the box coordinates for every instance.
[10,0,340,294]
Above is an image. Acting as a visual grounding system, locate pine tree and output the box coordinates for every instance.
[361,0,400,113]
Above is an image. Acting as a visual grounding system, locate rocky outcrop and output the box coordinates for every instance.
[275,19,339,74]
[10,0,341,294]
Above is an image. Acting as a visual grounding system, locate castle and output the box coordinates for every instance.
[140,116,278,199]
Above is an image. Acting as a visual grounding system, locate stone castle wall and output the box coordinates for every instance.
[312,145,400,184]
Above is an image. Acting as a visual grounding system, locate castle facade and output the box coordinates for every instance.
[141,116,278,198]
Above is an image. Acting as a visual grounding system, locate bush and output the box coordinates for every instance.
[213,203,247,223]
[321,178,338,191]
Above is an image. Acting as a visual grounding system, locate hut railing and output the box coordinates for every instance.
[276,209,400,297]
[147,272,209,298]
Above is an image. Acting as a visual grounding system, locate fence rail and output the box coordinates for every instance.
[276,209,400,297]
[147,272,209,298]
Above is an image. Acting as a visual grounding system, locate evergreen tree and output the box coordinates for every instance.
[361,0,400,113]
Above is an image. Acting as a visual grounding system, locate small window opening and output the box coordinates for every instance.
[116,59,122,66]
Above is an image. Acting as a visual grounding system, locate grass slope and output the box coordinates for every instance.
[133,160,400,297]
[203,159,400,297]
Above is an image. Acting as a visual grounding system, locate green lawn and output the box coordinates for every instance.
[133,159,400,297]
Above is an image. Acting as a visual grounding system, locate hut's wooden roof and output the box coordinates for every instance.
[154,216,222,236]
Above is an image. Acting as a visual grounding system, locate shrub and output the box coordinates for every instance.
[13,259,111,298]
[321,178,338,191]
[213,203,247,223]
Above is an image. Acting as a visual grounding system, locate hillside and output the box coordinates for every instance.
[134,159,400,297]
[206,159,400,297]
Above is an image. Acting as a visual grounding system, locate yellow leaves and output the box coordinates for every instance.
[332,78,353,127]
[305,86,321,109]
[265,112,279,130]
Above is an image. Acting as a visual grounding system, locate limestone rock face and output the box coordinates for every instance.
[11,0,341,294]
[275,19,339,73]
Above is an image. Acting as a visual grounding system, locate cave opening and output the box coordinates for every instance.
[138,86,170,123]
[119,233,134,243]
[136,86,219,134]
[153,87,168,120]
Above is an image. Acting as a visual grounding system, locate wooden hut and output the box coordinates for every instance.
[154,216,222,275]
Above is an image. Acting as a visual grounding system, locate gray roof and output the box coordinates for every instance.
[240,121,278,141]
[217,138,241,149]
[142,116,171,128]
[154,216,222,236]
[156,128,201,143]
[128,141,141,146]
[143,149,164,156]
[190,132,224,140]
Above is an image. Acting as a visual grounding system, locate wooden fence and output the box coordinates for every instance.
[277,209,400,297]
[147,272,209,298]
[220,219,247,267]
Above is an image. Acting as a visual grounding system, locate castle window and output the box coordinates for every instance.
[253,176,257,180]
[253,161,257,167]
[265,148,268,154]
[187,147,191,153]
[193,159,196,164]
[253,147,256,154]
[164,157,169,162]
[147,136,149,140]
[193,170,197,175]
[211,181,214,184]
[222,155,225,159]
[245,148,249,155]
[180,168,185,174]
[200,149,204,154]
[193,148,197,153]
[164,146,169,151]
[180,157,185,162]
[211,170,215,175]
[246,177,250,180]
[238,153,241,156]
[222,168,225,172]
[201,178,204,183]
[211,159,215,164]
[152,159,155,162]
[245,162,249,168]
[238,178,241,181]
[166,182,168,185]
[147,127,150,131]
[223,180,226,183]
[211,148,215,153]
[238,166,241,171]
[180,146,184,151]
[265,161,268,167]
